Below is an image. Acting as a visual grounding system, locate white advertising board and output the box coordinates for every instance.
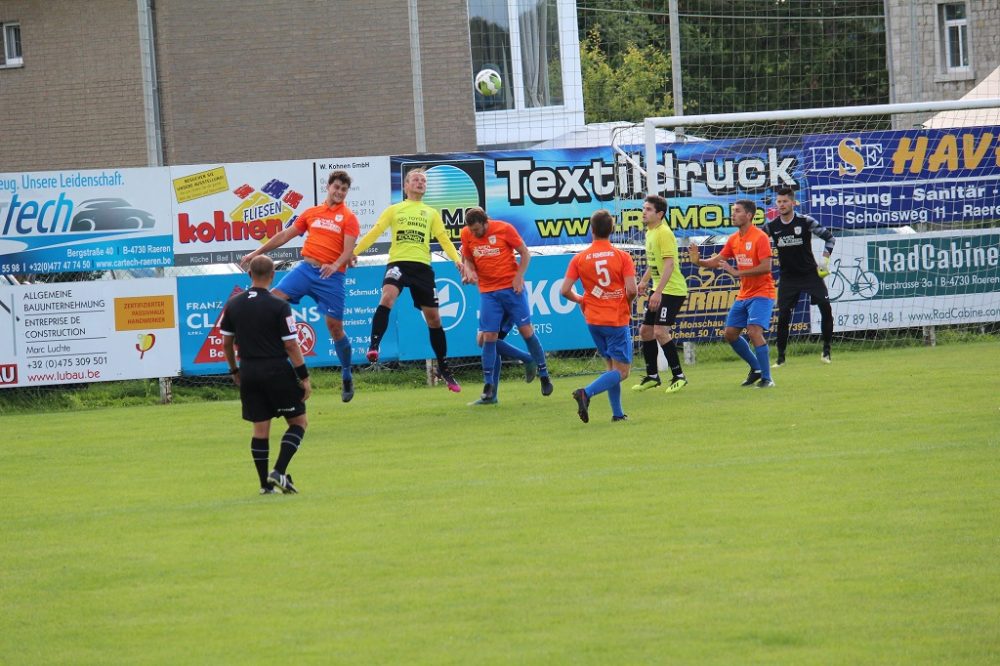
[0,278,180,388]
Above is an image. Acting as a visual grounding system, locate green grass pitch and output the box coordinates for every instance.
[2,342,998,664]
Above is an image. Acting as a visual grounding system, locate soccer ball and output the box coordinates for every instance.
[475,69,502,96]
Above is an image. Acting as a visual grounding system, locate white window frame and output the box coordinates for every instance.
[473,0,584,147]
[935,2,972,79]
[2,22,23,68]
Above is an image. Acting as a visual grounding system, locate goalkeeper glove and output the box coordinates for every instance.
[817,256,831,278]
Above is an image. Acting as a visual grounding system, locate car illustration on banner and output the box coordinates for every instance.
[69,198,156,231]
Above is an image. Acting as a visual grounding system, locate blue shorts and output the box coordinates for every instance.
[725,297,775,330]
[273,262,346,320]
[479,288,531,333]
[587,324,633,364]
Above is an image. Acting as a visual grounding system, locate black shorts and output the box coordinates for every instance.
[778,273,830,311]
[642,293,686,326]
[383,261,439,309]
[239,358,306,422]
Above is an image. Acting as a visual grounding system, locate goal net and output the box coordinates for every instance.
[629,98,1000,358]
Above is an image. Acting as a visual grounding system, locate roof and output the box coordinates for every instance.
[922,66,1000,128]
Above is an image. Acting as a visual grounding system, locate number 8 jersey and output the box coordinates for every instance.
[565,238,636,327]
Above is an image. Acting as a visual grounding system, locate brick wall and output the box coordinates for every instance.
[153,0,477,166]
[0,0,477,172]
[0,0,148,171]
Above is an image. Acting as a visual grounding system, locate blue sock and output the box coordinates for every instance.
[496,339,531,363]
[482,340,497,385]
[586,369,622,398]
[729,336,760,371]
[755,344,771,381]
[607,382,624,419]
[334,336,353,379]
[490,348,502,398]
[523,334,549,377]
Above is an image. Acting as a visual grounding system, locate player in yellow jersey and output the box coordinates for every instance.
[633,194,690,394]
[332,168,466,391]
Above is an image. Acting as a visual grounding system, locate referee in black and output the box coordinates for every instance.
[221,255,311,494]
[762,187,837,366]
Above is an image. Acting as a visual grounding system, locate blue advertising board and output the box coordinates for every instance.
[801,126,1000,228]
[394,255,592,361]
[0,168,174,273]
[176,255,595,375]
[177,267,388,376]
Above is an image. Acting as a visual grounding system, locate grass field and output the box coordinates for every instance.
[2,342,998,664]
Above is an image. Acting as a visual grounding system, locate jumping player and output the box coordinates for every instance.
[240,170,359,402]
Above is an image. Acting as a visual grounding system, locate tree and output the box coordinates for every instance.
[577,0,889,123]
[580,26,673,123]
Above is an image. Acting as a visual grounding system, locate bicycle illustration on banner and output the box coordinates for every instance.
[827,257,880,301]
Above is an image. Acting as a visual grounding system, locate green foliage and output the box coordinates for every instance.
[577,0,889,121]
[581,26,673,123]
[679,1,889,115]
[2,342,998,662]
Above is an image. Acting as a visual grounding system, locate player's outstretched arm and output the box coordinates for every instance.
[240,226,301,270]
[688,242,723,269]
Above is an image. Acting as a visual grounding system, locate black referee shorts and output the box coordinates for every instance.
[239,358,306,422]
[383,261,439,310]
[778,273,830,311]
[642,293,686,326]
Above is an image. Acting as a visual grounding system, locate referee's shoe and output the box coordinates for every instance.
[268,470,298,494]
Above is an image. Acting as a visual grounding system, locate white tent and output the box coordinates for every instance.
[922,66,1000,128]
[531,121,680,149]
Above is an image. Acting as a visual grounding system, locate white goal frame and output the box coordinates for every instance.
[639,98,1000,358]
[642,98,1000,197]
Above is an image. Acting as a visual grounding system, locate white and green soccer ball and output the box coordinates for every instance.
[475,68,502,96]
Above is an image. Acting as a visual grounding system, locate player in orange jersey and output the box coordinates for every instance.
[240,170,359,402]
[560,209,638,423]
[461,207,552,404]
[689,199,777,388]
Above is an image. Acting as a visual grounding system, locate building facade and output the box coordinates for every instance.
[0,0,585,173]
[886,0,999,104]
[0,0,479,171]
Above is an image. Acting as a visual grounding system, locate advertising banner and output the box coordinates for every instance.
[386,149,654,253]
[313,156,392,248]
[821,228,1000,332]
[4,126,998,277]
[176,268,388,376]
[0,168,174,273]
[0,278,180,389]
[170,158,393,266]
[170,160,315,266]
[802,126,1000,229]
[394,255,591,361]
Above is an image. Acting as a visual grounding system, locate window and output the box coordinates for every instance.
[938,3,969,72]
[468,0,584,146]
[1,22,22,67]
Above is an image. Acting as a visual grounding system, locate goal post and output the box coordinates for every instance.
[635,98,1000,356]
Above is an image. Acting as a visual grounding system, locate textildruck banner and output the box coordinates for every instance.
[4,127,999,274]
